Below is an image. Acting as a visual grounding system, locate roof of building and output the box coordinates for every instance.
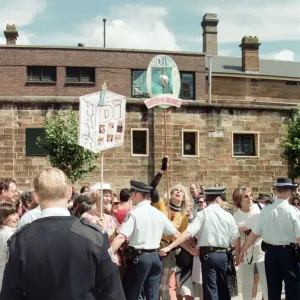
[207,56,300,79]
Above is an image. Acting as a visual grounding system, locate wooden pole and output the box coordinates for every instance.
[100,151,104,215]
[164,109,170,215]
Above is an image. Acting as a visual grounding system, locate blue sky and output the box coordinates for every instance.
[1,0,300,61]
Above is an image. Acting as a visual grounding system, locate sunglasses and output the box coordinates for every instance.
[113,202,120,205]
[293,203,300,207]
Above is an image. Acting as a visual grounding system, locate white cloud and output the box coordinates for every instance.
[49,4,180,51]
[264,49,295,61]
[0,0,46,44]
[199,1,300,42]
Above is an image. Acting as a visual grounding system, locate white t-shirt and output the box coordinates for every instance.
[233,204,265,264]
[0,226,15,289]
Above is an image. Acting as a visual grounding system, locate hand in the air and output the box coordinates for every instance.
[161,156,169,171]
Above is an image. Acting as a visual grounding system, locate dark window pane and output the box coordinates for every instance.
[81,67,95,83]
[233,134,255,156]
[180,72,195,100]
[27,66,41,81]
[132,130,147,155]
[66,67,80,82]
[26,128,48,156]
[131,70,149,98]
[41,67,56,82]
[183,132,196,155]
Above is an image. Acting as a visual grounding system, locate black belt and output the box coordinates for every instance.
[129,247,158,254]
[200,246,227,253]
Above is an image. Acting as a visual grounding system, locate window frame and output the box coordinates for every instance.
[182,130,199,157]
[131,128,149,157]
[26,66,57,83]
[65,67,95,84]
[25,128,48,157]
[232,132,260,158]
[180,72,195,100]
[131,69,150,98]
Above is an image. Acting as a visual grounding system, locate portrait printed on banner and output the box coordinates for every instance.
[98,135,105,146]
[116,120,123,133]
[108,122,114,134]
[99,125,106,134]
[107,134,113,143]
[115,133,122,143]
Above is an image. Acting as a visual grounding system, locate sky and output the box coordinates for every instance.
[0,0,300,61]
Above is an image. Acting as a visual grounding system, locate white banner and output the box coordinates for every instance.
[78,90,126,153]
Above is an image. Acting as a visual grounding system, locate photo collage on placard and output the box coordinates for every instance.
[98,119,124,147]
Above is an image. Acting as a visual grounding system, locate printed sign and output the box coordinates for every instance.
[145,55,182,109]
[78,90,126,153]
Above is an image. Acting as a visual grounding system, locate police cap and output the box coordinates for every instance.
[204,186,226,196]
[130,180,153,193]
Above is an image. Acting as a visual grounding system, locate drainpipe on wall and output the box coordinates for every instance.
[207,55,213,104]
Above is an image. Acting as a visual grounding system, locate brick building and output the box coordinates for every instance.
[0,13,299,196]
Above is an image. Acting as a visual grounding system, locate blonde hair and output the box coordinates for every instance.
[164,184,192,214]
[33,167,70,202]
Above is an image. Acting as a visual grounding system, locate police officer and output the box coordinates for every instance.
[160,187,240,300]
[110,180,178,300]
[240,178,300,299]
[0,167,125,300]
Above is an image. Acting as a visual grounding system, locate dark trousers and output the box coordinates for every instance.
[123,252,162,300]
[200,252,230,300]
[265,247,300,300]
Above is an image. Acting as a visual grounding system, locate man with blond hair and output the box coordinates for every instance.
[0,167,125,300]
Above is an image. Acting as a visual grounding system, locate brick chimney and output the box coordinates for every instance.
[4,24,19,45]
[239,36,261,72]
[201,13,219,56]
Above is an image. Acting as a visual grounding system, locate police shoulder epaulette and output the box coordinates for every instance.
[80,218,105,234]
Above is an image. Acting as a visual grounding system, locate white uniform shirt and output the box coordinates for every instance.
[17,206,42,229]
[234,204,265,264]
[0,226,15,289]
[253,199,300,245]
[188,203,240,248]
[39,207,70,218]
[119,200,176,249]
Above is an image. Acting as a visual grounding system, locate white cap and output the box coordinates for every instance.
[90,182,112,191]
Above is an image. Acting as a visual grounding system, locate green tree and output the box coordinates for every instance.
[282,107,300,179]
[37,110,98,183]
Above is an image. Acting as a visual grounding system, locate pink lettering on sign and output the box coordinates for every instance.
[144,95,183,109]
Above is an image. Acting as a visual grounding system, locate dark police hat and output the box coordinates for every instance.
[273,178,297,190]
[204,186,226,196]
[130,180,153,193]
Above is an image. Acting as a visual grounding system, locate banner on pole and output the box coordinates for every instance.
[145,55,182,109]
[78,90,126,153]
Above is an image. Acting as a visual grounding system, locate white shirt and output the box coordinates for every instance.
[17,206,42,229]
[40,207,70,218]
[188,203,240,248]
[119,200,176,249]
[253,199,300,245]
[0,226,15,289]
[234,204,265,264]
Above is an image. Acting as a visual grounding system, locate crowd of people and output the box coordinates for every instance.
[0,157,299,300]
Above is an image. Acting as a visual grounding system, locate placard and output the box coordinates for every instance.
[78,90,126,153]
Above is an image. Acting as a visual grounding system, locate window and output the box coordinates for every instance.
[66,67,95,83]
[131,70,195,99]
[285,81,299,86]
[180,72,195,100]
[131,70,150,98]
[131,129,149,156]
[27,66,56,82]
[26,128,48,156]
[233,133,259,157]
[182,130,199,156]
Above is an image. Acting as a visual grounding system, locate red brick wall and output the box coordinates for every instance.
[0,47,206,100]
